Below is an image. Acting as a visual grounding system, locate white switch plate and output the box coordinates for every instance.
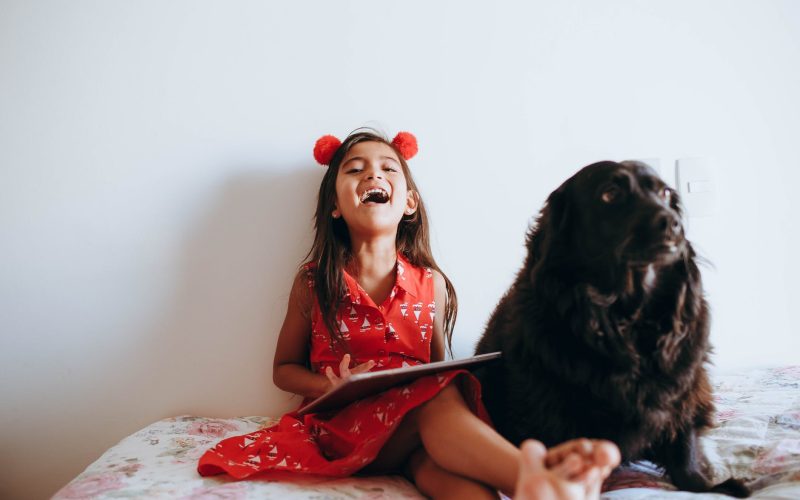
[675,158,715,217]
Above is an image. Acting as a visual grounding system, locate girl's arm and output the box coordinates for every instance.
[430,270,448,363]
[272,271,331,399]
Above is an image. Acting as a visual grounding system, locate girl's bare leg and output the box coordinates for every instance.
[414,384,520,496]
[366,381,620,498]
[363,382,516,494]
[406,447,497,500]
[363,398,500,499]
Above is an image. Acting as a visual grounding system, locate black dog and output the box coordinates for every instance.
[475,161,747,496]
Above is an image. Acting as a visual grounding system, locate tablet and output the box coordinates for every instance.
[297,351,501,415]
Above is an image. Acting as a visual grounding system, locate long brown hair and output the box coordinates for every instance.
[305,129,458,357]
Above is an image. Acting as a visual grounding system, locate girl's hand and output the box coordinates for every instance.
[324,354,376,391]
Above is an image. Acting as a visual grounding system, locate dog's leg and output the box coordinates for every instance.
[661,429,749,497]
[661,429,711,492]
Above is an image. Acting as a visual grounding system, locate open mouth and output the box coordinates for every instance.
[627,240,685,266]
[360,188,390,204]
[653,240,680,254]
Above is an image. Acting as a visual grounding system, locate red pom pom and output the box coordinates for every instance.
[313,135,342,166]
[391,131,418,161]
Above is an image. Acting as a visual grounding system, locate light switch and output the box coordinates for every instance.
[688,180,713,193]
[675,158,715,217]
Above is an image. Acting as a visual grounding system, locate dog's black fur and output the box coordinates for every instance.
[475,161,748,496]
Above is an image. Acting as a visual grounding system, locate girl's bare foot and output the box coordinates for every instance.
[515,439,621,500]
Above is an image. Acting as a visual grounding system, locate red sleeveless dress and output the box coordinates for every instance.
[197,254,490,479]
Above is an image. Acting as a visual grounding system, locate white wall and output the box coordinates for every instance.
[1,1,798,498]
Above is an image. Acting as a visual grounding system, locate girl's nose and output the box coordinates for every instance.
[366,168,383,180]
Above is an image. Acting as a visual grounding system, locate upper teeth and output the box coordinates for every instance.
[360,188,388,202]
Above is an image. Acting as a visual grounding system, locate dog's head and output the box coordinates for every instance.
[529,160,688,291]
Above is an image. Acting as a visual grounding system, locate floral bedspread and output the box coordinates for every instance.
[54,366,800,499]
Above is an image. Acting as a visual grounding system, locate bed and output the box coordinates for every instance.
[54,366,800,499]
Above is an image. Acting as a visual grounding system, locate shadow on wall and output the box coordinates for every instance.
[33,164,327,500]
[131,163,323,422]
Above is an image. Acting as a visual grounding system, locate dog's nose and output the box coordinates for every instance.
[654,212,681,239]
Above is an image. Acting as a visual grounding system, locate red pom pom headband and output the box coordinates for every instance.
[313,131,418,166]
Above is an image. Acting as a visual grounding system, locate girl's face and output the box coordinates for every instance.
[333,141,417,238]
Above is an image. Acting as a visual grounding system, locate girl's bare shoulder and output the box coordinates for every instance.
[290,264,315,315]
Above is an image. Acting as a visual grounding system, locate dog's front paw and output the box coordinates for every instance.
[711,478,750,498]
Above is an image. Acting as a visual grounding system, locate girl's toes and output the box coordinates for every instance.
[549,452,584,479]
[592,440,621,472]
[544,438,592,468]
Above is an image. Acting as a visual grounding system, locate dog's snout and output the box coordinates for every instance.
[654,211,681,239]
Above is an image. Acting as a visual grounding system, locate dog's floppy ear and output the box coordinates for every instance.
[526,183,572,275]
[656,242,707,367]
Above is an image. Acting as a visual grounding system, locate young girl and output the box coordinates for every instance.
[197,129,620,498]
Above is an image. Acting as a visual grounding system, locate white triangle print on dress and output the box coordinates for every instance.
[400,303,408,317]
[339,320,349,333]
[413,302,422,321]
[277,458,288,467]
[242,437,255,448]
[385,322,398,342]
[361,317,370,331]
[248,454,261,464]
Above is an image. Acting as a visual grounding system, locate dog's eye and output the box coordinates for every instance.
[601,185,623,204]
[660,187,673,203]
